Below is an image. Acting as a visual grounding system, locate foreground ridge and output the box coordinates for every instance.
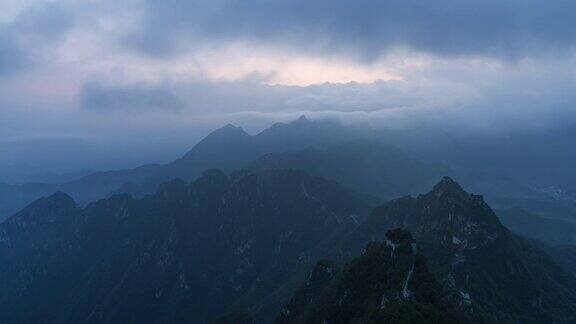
[278,228,467,323]
[346,177,576,323]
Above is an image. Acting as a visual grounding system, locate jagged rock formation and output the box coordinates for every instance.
[345,177,576,323]
[277,229,466,323]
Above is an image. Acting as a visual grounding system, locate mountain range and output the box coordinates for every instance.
[2,116,576,323]
[0,116,440,221]
[3,116,573,230]
[2,172,576,323]
[0,169,374,323]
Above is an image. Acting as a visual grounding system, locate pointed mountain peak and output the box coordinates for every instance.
[287,114,314,127]
[6,191,78,225]
[211,123,249,137]
[430,176,467,198]
[48,191,75,202]
[294,114,309,123]
[266,115,312,131]
[191,124,250,144]
[182,123,252,161]
[44,191,77,209]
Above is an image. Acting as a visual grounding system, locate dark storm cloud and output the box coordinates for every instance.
[81,81,186,112]
[129,0,576,60]
[79,78,443,115]
[0,2,73,75]
[2,0,576,178]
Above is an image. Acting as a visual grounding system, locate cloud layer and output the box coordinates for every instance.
[133,0,576,60]
[1,0,576,178]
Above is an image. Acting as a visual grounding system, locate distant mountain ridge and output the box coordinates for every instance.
[251,140,448,200]
[3,115,572,229]
[498,208,576,246]
[0,116,368,220]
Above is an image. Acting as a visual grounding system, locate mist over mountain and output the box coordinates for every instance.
[498,208,576,246]
[3,1,576,323]
[377,125,576,200]
[3,115,575,234]
[251,140,448,200]
[0,117,394,220]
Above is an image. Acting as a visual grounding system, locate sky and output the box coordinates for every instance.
[1,0,576,178]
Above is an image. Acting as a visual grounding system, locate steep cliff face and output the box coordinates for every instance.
[277,229,466,324]
[349,177,576,323]
[0,169,374,323]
